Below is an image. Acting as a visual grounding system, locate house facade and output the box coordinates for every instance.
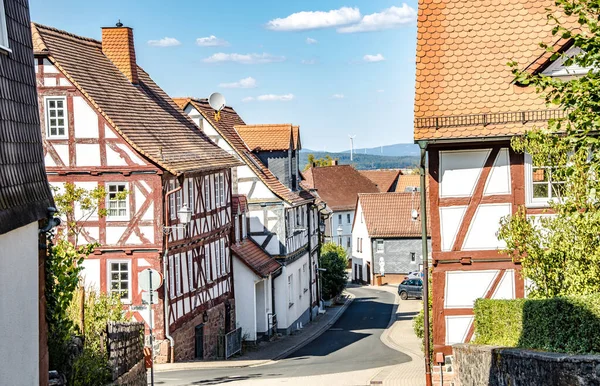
[351,193,430,285]
[174,98,320,335]
[301,164,379,256]
[415,0,568,357]
[0,1,55,385]
[33,22,240,361]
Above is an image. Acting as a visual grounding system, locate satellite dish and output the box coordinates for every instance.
[208,92,226,112]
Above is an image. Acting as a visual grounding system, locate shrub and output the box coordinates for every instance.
[474,295,600,354]
[319,242,348,300]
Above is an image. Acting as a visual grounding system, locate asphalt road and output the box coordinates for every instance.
[155,286,410,385]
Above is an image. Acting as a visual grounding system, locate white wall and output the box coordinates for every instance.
[274,253,311,330]
[0,222,39,385]
[232,257,258,341]
[328,210,354,253]
[351,202,372,282]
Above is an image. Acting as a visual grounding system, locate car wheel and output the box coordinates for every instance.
[400,291,408,300]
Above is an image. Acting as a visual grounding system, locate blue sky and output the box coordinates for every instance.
[30,0,418,152]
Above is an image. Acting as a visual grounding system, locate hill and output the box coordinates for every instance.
[342,143,420,157]
[300,150,419,171]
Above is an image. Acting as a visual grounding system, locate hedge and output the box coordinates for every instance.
[473,294,600,354]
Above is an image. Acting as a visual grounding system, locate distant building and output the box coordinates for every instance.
[301,164,379,256]
[360,170,402,192]
[351,193,430,285]
[0,1,54,384]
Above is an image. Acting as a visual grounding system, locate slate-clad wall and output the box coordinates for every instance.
[256,151,291,189]
[371,238,431,274]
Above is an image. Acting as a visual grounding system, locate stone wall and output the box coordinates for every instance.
[170,299,236,361]
[110,359,146,386]
[454,344,600,386]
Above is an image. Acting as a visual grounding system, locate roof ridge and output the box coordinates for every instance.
[33,22,101,47]
[186,97,237,113]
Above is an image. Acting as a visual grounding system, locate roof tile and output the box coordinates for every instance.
[359,193,430,238]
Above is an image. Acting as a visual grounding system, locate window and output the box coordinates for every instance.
[174,256,181,296]
[188,251,195,291]
[220,238,226,274]
[0,0,9,50]
[204,176,211,211]
[410,252,416,263]
[108,261,130,302]
[525,154,565,207]
[45,97,68,138]
[288,274,293,307]
[217,173,225,207]
[360,212,364,223]
[338,214,342,224]
[106,183,128,220]
[356,237,360,252]
[188,178,195,210]
[347,213,351,224]
[347,237,351,249]
[303,263,308,293]
[376,240,384,253]
[298,268,302,299]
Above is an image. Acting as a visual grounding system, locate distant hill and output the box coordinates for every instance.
[344,143,420,157]
[300,150,419,171]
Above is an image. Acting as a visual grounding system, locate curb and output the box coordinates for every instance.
[273,291,355,360]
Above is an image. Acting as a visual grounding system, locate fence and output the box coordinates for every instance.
[106,321,145,381]
[225,327,242,359]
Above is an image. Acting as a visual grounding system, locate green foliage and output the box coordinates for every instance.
[67,289,126,352]
[474,295,600,354]
[69,349,112,386]
[319,242,348,300]
[301,151,419,171]
[499,1,600,297]
[413,270,432,359]
[304,154,336,170]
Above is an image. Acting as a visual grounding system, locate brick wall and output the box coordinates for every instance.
[109,359,146,386]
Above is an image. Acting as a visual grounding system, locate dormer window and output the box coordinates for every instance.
[0,0,9,51]
[541,46,592,79]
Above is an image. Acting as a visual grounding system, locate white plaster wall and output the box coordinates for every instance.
[330,210,354,251]
[445,270,499,308]
[483,148,511,195]
[439,206,467,252]
[274,253,311,330]
[80,258,101,291]
[43,58,58,73]
[462,203,511,250]
[0,222,39,385]
[439,149,490,198]
[54,144,69,166]
[351,202,372,281]
[233,257,259,341]
[446,315,473,345]
[73,96,98,138]
[76,144,101,166]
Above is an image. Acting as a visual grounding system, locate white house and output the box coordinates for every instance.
[0,1,55,384]
[174,98,320,335]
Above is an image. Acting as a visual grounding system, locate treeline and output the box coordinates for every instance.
[301,151,419,171]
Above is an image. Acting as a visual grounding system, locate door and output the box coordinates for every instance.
[195,324,204,359]
[366,262,371,285]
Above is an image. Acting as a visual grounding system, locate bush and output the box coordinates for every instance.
[69,349,112,386]
[474,295,600,354]
[319,242,348,300]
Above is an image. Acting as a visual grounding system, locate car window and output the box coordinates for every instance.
[416,280,423,286]
[406,279,415,286]
[401,280,409,286]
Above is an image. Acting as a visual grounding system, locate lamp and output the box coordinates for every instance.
[162,205,193,234]
[336,226,343,245]
[411,209,419,221]
[319,221,325,234]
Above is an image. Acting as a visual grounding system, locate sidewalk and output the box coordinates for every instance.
[368,284,426,386]
[155,291,355,372]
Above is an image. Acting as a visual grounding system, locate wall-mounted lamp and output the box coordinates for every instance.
[162,204,193,234]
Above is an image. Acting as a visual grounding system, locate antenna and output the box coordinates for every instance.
[208,92,226,122]
[349,135,356,161]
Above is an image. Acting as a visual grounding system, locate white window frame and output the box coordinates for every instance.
[106,182,129,221]
[174,255,181,296]
[107,260,131,304]
[188,251,196,291]
[347,213,351,224]
[44,96,69,139]
[218,172,225,207]
[220,238,226,274]
[524,154,564,208]
[204,175,211,211]
[0,0,10,52]
[288,274,294,307]
[187,178,195,211]
[376,239,384,253]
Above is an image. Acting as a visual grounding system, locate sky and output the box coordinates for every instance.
[30,0,418,152]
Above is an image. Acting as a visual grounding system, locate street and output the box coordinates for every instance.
[155,286,412,385]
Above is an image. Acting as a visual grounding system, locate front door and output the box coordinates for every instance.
[195,324,204,359]
[366,262,371,285]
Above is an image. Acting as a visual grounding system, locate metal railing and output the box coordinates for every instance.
[415,109,566,129]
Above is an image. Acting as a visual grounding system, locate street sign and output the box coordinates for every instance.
[142,291,159,305]
[138,269,163,291]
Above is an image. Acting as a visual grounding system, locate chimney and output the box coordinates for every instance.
[101,21,139,84]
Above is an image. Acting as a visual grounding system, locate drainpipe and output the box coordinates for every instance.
[271,267,282,335]
[163,182,182,363]
[418,140,432,386]
[308,204,313,321]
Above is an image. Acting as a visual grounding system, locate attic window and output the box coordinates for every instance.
[541,47,592,78]
[0,0,9,51]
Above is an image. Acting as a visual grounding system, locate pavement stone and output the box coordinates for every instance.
[154,291,355,373]
[368,284,426,386]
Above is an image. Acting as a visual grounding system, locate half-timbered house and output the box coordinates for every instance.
[32,22,241,361]
[0,1,55,384]
[173,98,320,335]
[415,0,573,360]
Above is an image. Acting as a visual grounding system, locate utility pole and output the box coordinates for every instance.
[349,135,356,161]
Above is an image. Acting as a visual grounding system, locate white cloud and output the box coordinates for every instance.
[147,37,181,47]
[196,35,230,47]
[244,94,295,102]
[331,94,345,99]
[338,4,417,33]
[377,89,385,93]
[301,59,318,65]
[203,53,286,64]
[266,7,361,31]
[219,77,257,89]
[306,37,318,45]
[363,54,385,62]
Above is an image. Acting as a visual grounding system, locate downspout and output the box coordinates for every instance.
[163,182,182,363]
[418,140,432,386]
[271,266,283,334]
[307,204,313,321]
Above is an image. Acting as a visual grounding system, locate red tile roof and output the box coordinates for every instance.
[414,0,564,141]
[231,239,281,277]
[395,174,427,193]
[301,165,379,211]
[31,23,240,175]
[359,170,402,192]
[235,124,299,151]
[175,98,312,205]
[232,195,248,216]
[359,193,430,238]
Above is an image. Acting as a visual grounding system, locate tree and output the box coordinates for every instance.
[319,242,348,299]
[304,154,336,170]
[498,0,600,297]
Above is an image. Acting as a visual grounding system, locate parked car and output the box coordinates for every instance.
[404,271,423,280]
[398,279,423,300]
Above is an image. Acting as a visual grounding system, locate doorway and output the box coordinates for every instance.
[195,324,204,359]
[366,262,371,285]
